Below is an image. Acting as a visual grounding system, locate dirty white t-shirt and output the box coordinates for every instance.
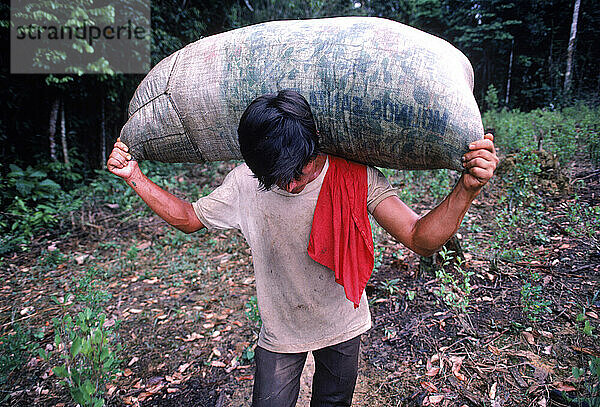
[192,158,396,353]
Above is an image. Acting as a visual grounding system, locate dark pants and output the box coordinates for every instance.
[252,335,361,407]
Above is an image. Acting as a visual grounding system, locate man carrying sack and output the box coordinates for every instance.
[108,90,498,406]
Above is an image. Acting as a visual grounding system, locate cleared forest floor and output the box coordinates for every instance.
[1,152,599,407]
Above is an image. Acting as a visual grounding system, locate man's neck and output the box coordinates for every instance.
[307,153,327,184]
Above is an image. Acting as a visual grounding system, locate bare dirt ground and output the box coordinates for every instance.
[1,155,599,407]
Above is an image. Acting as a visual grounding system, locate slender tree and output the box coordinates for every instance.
[60,98,69,165]
[505,38,514,106]
[564,0,581,94]
[101,96,106,169]
[48,97,59,161]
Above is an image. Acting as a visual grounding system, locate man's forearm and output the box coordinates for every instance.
[411,175,479,256]
[125,167,203,233]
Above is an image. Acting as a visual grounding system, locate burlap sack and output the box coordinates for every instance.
[120,16,483,171]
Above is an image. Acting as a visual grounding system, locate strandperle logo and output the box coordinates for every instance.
[15,20,147,47]
[10,0,150,74]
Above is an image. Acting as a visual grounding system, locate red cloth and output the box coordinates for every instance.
[308,155,374,308]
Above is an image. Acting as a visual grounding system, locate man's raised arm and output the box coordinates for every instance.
[373,134,499,257]
[107,138,204,234]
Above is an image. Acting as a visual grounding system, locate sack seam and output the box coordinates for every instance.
[128,51,182,117]
[167,93,204,162]
[165,50,204,161]
[166,50,182,90]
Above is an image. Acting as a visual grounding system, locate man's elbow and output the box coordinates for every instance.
[403,223,440,257]
[412,245,438,258]
[408,237,442,258]
[176,217,205,234]
[175,224,199,234]
[170,204,205,234]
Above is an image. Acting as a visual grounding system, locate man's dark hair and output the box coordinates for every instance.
[238,89,320,190]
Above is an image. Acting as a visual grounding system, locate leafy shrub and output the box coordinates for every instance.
[244,295,261,329]
[0,159,205,256]
[485,84,500,112]
[50,265,121,407]
[37,248,67,271]
[484,104,600,166]
[85,169,140,214]
[559,198,600,253]
[52,302,121,407]
[520,278,552,322]
[0,324,43,386]
[501,147,543,207]
[0,164,65,254]
[568,356,600,407]
[0,161,85,255]
[379,278,401,296]
[434,246,473,312]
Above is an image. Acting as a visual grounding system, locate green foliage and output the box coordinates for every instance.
[117,246,140,276]
[242,344,255,362]
[244,295,261,329]
[0,163,77,255]
[49,265,121,407]
[151,1,207,63]
[485,84,500,112]
[74,266,113,309]
[564,104,600,165]
[491,202,551,264]
[379,278,401,296]
[45,75,74,86]
[0,157,207,257]
[433,246,473,312]
[0,324,43,386]
[0,158,88,251]
[226,0,356,28]
[558,198,600,253]
[428,169,452,202]
[505,147,542,207]
[13,0,123,74]
[483,105,600,166]
[566,356,600,407]
[2,164,62,201]
[86,169,139,213]
[163,229,194,249]
[373,246,384,273]
[51,303,120,407]
[520,272,551,322]
[383,326,396,340]
[386,168,455,206]
[576,310,597,338]
[37,248,67,271]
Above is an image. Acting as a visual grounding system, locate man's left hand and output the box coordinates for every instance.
[461,133,499,192]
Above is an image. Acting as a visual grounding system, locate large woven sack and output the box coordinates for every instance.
[120,16,483,171]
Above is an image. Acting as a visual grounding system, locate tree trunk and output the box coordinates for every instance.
[243,0,253,12]
[48,97,59,161]
[549,4,555,99]
[505,38,514,106]
[100,97,106,169]
[564,0,581,94]
[60,98,69,165]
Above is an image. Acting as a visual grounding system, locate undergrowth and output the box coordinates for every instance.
[483,103,600,166]
[0,161,218,256]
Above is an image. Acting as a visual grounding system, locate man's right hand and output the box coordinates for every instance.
[106,137,205,233]
[107,138,138,180]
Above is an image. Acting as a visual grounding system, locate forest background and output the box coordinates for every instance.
[1,1,599,406]
[0,0,598,252]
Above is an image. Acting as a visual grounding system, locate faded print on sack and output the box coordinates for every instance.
[219,19,470,169]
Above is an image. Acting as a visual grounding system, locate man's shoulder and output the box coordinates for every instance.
[227,163,257,187]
